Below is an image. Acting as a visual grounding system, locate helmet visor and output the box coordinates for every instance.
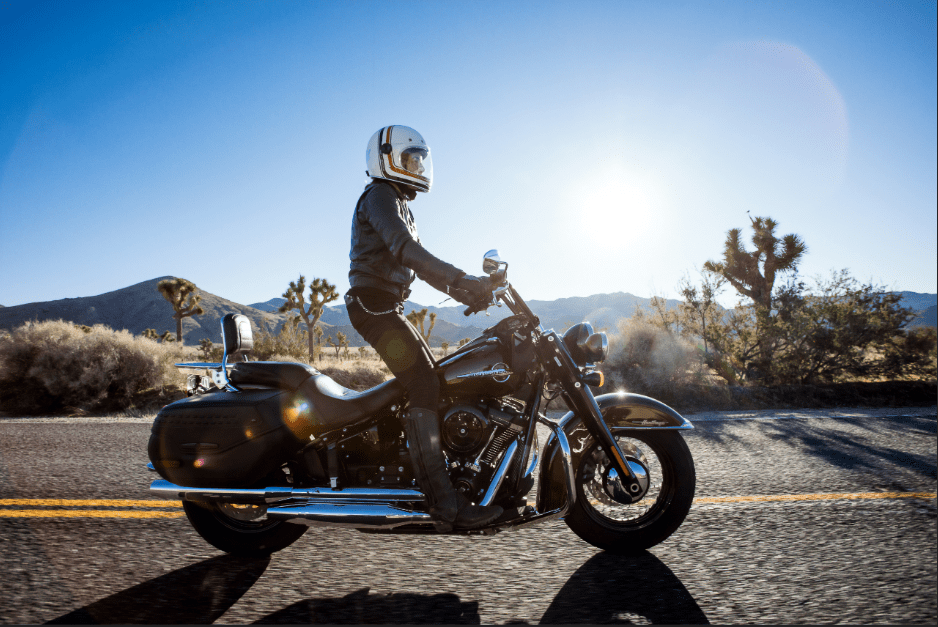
[399,146,432,187]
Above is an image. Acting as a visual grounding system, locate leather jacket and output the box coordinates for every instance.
[349,180,465,301]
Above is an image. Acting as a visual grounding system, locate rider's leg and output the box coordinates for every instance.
[346,292,502,529]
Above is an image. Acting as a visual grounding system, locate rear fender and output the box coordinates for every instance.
[535,393,692,513]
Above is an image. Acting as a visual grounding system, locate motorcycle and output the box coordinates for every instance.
[147,250,696,556]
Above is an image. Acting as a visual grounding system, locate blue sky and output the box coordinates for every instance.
[1,0,935,310]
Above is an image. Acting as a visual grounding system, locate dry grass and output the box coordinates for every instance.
[0,320,188,415]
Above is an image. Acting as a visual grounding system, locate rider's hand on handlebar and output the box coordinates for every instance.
[454,275,491,302]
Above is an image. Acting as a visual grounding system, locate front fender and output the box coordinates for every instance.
[535,393,692,513]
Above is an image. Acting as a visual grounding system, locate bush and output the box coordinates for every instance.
[0,320,186,415]
[252,322,312,361]
[604,315,703,403]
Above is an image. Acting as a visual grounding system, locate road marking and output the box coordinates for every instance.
[694,491,936,504]
[0,499,181,508]
[689,413,936,422]
[0,510,183,518]
[0,493,934,519]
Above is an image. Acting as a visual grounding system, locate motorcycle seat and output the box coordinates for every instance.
[229,361,405,429]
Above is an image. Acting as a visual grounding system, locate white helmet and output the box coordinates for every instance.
[365,125,433,193]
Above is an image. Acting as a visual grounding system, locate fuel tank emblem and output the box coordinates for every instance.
[453,363,513,383]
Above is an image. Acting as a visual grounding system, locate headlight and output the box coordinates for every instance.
[562,323,608,366]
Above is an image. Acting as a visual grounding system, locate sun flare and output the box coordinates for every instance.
[574,168,663,243]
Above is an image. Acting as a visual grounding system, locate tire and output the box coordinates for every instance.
[564,430,695,554]
[182,500,308,556]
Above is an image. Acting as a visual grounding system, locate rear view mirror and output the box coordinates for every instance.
[482,249,502,274]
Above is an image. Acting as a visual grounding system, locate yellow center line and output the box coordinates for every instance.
[0,492,933,519]
[0,510,184,519]
[0,499,182,508]
[694,491,936,504]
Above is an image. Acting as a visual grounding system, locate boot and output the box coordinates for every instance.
[404,408,503,531]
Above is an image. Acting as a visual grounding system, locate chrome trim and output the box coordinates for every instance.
[266,502,432,528]
[479,439,519,506]
[146,462,156,473]
[219,318,239,391]
[174,362,229,369]
[606,461,649,503]
[523,446,538,479]
[149,480,425,503]
[536,414,577,512]
[452,367,513,381]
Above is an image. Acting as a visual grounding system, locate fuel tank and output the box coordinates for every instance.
[438,340,521,396]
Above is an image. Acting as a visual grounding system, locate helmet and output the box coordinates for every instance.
[366,125,433,193]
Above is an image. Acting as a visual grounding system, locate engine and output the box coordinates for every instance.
[331,400,524,502]
[440,398,525,504]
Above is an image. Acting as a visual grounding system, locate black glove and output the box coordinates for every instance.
[453,275,491,302]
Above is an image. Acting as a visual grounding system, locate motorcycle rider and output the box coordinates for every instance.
[346,125,503,531]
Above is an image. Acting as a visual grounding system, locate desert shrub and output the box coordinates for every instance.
[252,322,310,361]
[604,315,703,402]
[0,320,186,415]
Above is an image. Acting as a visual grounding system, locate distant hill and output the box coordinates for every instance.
[253,291,681,334]
[0,277,296,345]
[909,304,937,329]
[897,291,937,312]
[4,280,933,349]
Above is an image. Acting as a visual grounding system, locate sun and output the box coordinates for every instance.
[574,167,662,243]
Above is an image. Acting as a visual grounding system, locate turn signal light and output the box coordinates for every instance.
[581,370,604,387]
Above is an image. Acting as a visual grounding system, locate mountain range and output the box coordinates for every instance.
[0,280,934,348]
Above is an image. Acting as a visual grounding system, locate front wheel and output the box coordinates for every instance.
[564,430,695,554]
[182,500,308,556]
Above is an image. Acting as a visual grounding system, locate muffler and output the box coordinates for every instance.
[265,501,432,528]
[150,479,426,504]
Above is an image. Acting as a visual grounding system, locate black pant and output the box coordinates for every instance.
[345,289,439,411]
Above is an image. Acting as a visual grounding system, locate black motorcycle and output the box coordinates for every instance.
[147,250,696,556]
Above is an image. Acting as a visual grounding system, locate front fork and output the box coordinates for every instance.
[563,385,646,502]
[538,332,644,502]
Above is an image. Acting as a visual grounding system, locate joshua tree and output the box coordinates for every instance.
[279,275,339,360]
[703,215,806,376]
[157,278,205,347]
[440,341,450,356]
[458,338,471,348]
[326,332,346,359]
[703,215,806,314]
[313,326,324,362]
[406,308,437,343]
[358,346,367,360]
[159,331,175,343]
[197,338,214,357]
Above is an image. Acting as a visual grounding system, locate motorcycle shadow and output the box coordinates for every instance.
[46,554,269,625]
[540,551,709,624]
[253,587,480,624]
[43,549,705,624]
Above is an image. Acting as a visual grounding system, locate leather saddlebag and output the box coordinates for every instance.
[148,389,305,488]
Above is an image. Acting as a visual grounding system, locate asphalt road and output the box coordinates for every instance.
[0,407,935,624]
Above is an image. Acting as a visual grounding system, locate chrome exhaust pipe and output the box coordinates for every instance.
[149,479,426,504]
[266,501,433,528]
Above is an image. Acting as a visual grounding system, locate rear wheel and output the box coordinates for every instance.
[182,500,307,556]
[564,430,695,554]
